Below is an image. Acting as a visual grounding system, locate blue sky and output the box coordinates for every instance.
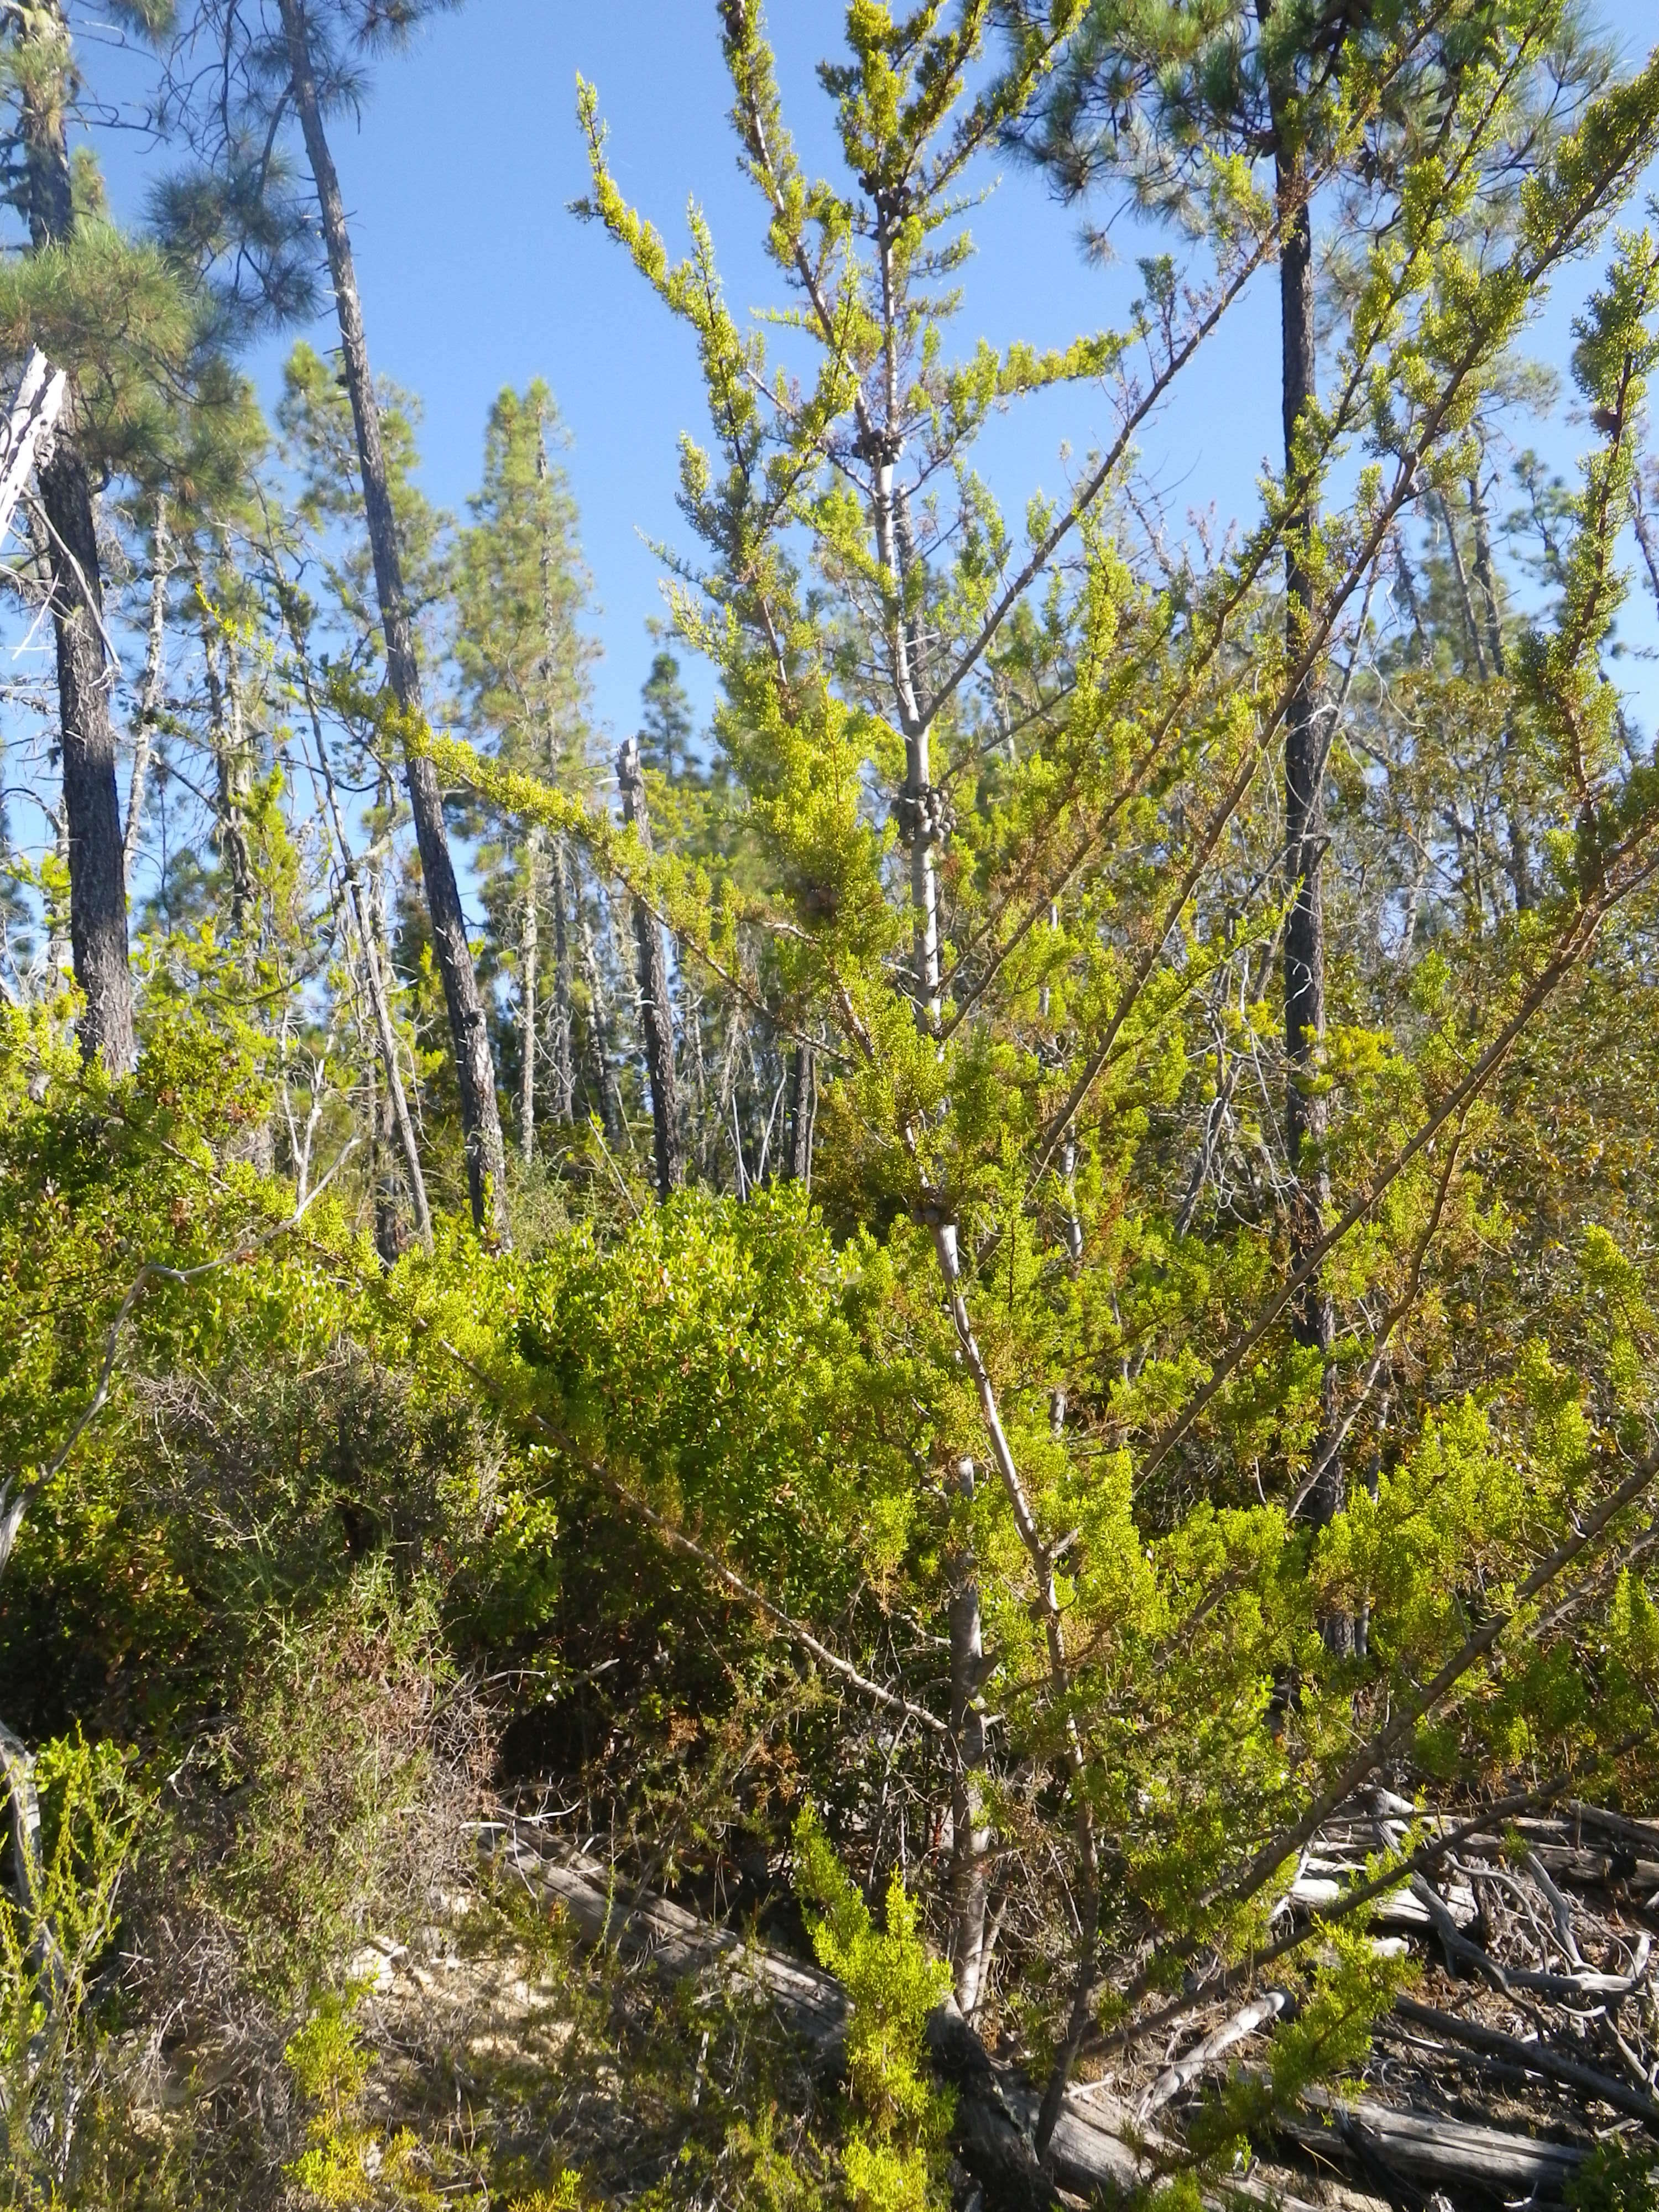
[82,0,1659,750]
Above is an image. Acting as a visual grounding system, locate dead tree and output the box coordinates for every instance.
[617,735,682,1198]
[277,0,509,1242]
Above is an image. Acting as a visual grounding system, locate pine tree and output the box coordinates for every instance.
[525,0,1659,2142]
[450,382,596,1165]
[1,5,134,1070]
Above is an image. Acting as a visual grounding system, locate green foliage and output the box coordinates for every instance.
[1567,2138,1659,2212]
[284,1993,442,2209]
[793,1809,952,2212]
[0,1730,140,2202]
[3,0,1659,2203]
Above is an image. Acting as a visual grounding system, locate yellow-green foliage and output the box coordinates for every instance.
[285,1997,440,2210]
[793,1810,952,2212]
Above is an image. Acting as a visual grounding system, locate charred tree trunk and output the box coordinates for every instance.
[785,1039,815,1185]
[617,737,682,1199]
[1275,122,1345,1627]
[278,0,508,1243]
[18,2,133,1072]
[579,912,625,1150]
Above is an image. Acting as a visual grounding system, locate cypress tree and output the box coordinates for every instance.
[1006,0,1613,1623]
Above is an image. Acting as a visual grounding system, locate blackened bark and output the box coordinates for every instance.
[278,0,508,1243]
[578,914,625,1149]
[18,2,133,1073]
[617,737,683,1199]
[39,434,133,1073]
[1276,133,1345,1604]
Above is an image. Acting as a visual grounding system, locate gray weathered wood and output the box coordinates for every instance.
[616,738,683,1197]
[1394,1992,1659,2130]
[1283,2093,1585,2197]
[0,348,66,549]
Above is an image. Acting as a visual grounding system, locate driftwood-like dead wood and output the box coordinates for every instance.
[1564,1802,1659,1862]
[1392,1992,1659,2130]
[1280,2094,1585,2198]
[1139,1992,1290,2120]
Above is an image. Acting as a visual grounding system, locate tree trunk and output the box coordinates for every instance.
[124,494,170,885]
[549,836,576,1124]
[1275,129,1345,1621]
[278,0,508,1243]
[199,597,255,933]
[948,1457,992,2016]
[17,2,133,1073]
[281,571,432,1255]
[519,825,541,1164]
[578,912,626,1149]
[617,737,682,1198]
[785,1040,814,1185]
[357,844,430,1255]
[534,417,578,1130]
[1469,465,1535,913]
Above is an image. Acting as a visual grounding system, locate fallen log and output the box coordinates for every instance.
[492,1832,847,2046]
[1393,1992,1659,2132]
[1280,2095,1585,2199]
[1566,1802,1659,1863]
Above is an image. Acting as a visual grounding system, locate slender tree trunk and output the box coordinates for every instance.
[1276,129,1345,1621]
[124,493,170,886]
[356,828,431,1255]
[550,837,576,1123]
[1469,465,1535,912]
[278,0,508,1241]
[785,1040,815,1185]
[519,825,541,1164]
[282,571,432,1253]
[871,191,1010,2091]
[1436,488,1489,679]
[355,873,431,1256]
[371,1060,402,1266]
[45,802,69,996]
[199,599,254,933]
[617,737,682,1198]
[579,912,625,1149]
[948,1456,991,2016]
[534,418,578,1128]
[17,3,132,1072]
